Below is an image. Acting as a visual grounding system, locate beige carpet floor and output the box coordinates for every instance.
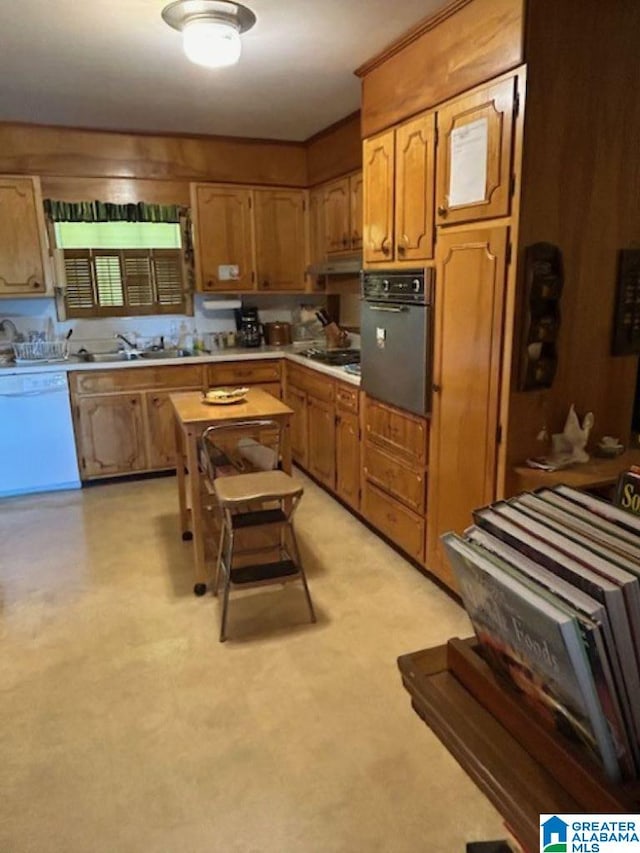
[0,473,508,853]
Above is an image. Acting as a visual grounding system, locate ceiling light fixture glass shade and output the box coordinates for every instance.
[161,0,256,69]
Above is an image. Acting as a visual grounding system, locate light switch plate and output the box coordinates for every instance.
[218,264,240,281]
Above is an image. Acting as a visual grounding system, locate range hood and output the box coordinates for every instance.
[307,254,362,277]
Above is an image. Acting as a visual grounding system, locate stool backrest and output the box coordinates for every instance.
[199,419,281,480]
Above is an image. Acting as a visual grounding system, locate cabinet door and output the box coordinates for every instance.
[427,226,508,590]
[192,184,254,292]
[363,130,395,265]
[395,112,436,262]
[309,187,326,268]
[307,396,336,490]
[336,410,360,510]
[76,393,147,478]
[0,176,49,295]
[284,386,308,468]
[436,76,517,225]
[254,189,307,291]
[323,177,351,254]
[349,171,363,251]
[145,389,196,470]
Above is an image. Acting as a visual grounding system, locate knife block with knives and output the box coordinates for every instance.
[315,309,350,349]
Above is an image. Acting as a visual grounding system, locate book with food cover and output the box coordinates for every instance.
[442,533,621,781]
[489,501,640,661]
[472,506,640,742]
[465,526,636,778]
[615,468,640,517]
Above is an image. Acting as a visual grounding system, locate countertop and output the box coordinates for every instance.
[0,346,361,386]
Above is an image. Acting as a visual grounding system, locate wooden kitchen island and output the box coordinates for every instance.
[170,387,293,595]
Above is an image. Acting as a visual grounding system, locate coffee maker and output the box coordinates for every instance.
[235,306,263,348]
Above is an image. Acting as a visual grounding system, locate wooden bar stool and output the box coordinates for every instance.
[200,420,316,642]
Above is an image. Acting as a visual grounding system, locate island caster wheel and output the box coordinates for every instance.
[182,531,193,541]
[193,583,207,597]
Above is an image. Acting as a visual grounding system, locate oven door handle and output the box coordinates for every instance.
[367,305,408,313]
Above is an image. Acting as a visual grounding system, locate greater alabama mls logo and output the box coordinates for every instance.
[540,814,640,852]
[542,816,568,852]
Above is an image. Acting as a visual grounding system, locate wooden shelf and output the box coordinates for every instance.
[398,639,640,853]
[512,449,640,494]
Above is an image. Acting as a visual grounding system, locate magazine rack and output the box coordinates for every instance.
[398,638,640,853]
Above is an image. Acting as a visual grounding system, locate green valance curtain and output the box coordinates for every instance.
[43,199,184,223]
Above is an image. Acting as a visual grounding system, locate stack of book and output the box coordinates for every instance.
[443,483,640,784]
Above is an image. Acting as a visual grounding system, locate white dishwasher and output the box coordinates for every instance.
[0,371,81,498]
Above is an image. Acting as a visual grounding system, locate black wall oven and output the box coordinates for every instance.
[360,269,434,416]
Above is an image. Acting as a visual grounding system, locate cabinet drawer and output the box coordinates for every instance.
[363,442,425,513]
[364,396,428,465]
[70,365,204,395]
[287,363,335,402]
[362,481,425,563]
[335,382,359,413]
[208,360,280,386]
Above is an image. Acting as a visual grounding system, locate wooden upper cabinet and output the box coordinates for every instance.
[309,187,326,267]
[426,225,508,590]
[254,189,307,291]
[0,175,50,296]
[436,75,517,225]
[395,112,436,262]
[320,171,363,255]
[363,130,395,264]
[350,171,363,251]
[363,113,435,266]
[192,184,254,292]
[323,177,351,254]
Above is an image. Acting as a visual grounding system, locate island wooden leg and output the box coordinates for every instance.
[185,429,207,596]
[174,417,190,540]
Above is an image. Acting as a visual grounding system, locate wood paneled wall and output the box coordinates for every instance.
[356,0,524,137]
[0,123,308,191]
[505,0,640,484]
[0,117,362,203]
[306,112,362,186]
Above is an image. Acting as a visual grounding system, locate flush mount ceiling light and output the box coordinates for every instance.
[161,0,256,69]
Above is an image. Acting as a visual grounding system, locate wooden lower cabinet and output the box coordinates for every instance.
[307,395,336,490]
[284,384,308,468]
[335,410,360,510]
[71,364,203,480]
[72,361,282,481]
[75,393,147,478]
[363,441,425,513]
[145,388,194,470]
[362,481,425,563]
[362,393,429,563]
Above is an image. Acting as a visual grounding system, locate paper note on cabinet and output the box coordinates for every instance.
[448,118,488,207]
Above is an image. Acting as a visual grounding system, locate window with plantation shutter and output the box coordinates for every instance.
[62,249,185,317]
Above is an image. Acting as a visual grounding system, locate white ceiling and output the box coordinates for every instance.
[0,0,448,141]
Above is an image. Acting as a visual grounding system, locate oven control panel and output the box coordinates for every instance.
[361,268,434,303]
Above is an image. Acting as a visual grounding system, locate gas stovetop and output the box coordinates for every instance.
[301,348,361,366]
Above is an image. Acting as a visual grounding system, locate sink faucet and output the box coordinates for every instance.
[115,333,137,350]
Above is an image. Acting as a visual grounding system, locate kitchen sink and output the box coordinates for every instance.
[139,349,186,359]
[77,351,134,363]
[77,348,189,363]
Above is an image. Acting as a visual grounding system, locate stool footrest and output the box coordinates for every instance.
[230,560,298,585]
[231,508,287,529]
